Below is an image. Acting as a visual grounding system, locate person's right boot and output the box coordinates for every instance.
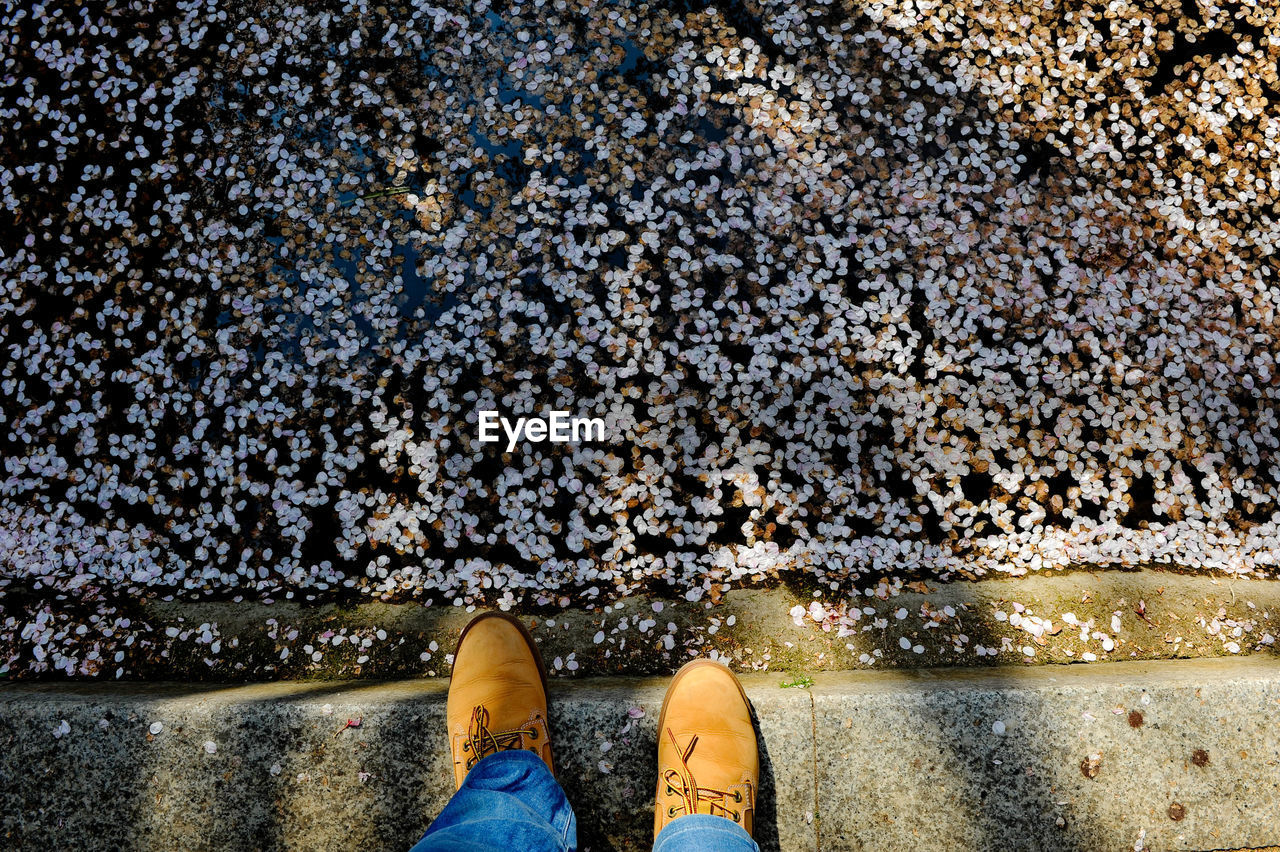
[653,659,759,840]
[446,612,554,789]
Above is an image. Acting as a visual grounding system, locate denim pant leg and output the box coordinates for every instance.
[409,750,577,852]
[652,814,761,852]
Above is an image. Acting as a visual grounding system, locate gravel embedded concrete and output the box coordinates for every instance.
[2,658,1278,851]
[813,659,1280,852]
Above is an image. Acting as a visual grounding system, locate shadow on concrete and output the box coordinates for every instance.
[911,665,1107,851]
[105,680,450,852]
[750,701,785,852]
[131,679,441,852]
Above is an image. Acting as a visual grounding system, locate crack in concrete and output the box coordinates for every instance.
[809,687,820,851]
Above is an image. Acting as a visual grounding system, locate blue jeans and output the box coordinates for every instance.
[410,750,760,852]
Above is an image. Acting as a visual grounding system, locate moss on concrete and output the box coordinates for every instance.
[63,569,1272,683]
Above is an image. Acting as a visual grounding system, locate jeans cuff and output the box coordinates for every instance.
[653,813,760,852]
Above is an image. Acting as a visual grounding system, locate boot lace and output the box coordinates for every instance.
[661,729,753,823]
[461,704,542,769]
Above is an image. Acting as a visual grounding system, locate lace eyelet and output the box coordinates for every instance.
[667,807,678,818]
[733,791,743,803]
[731,811,741,822]
[528,729,538,739]
[462,743,470,752]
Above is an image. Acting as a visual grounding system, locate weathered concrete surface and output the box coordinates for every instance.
[814,658,1280,851]
[2,658,1278,851]
[0,676,815,852]
[48,569,1276,683]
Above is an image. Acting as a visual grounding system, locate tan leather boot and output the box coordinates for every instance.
[446,612,553,789]
[654,659,759,840]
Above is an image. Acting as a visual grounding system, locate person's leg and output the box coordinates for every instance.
[409,612,576,852]
[651,660,761,852]
[409,750,576,852]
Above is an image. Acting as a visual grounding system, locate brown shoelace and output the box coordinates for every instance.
[461,704,542,770]
[661,729,754,823]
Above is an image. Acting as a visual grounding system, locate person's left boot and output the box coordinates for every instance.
[446,612,553,789]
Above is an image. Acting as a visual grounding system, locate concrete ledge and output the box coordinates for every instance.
[7,570,1278,682]
[2,659,1279,851]
[812,660,1280,851]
